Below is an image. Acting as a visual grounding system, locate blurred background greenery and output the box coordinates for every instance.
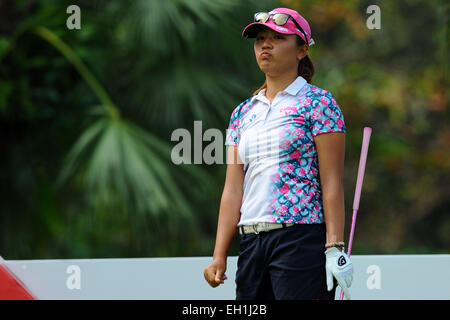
[0,0,448,259]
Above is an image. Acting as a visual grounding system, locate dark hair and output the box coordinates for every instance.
[252,35,315,96]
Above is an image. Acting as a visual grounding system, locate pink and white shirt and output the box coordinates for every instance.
[225,76,346,226]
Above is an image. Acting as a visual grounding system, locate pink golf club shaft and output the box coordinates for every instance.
[339,127,372,300]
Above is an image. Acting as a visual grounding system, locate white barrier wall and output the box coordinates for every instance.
[3,255,450,300]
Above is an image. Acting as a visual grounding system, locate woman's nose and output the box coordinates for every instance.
[262,38,273,48]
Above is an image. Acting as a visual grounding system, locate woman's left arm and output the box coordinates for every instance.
[314,132,346,251]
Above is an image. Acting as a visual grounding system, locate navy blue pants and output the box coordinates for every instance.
[235,223,337,300]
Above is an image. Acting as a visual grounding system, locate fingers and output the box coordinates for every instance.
[343,286,351,300]
[204,268,219,288]
[215,268,227,284]
[326,269,333,291]
[204,265,227,288]
[345,275,352,288]
[206,277,219,288]
[336,277,351,300]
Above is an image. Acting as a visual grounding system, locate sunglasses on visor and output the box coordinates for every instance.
[254,12,312,46]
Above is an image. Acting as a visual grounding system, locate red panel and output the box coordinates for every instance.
[0,264,35,300]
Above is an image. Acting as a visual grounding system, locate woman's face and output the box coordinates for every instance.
[254,27,307,77]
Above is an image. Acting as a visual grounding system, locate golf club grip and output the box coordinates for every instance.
[352,127,372,211]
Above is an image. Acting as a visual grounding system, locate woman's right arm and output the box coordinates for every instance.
[204,146,244,287]
[214,145,244,261]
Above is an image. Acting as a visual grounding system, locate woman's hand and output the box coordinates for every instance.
[203,258,228,288]
[325,247,354,299]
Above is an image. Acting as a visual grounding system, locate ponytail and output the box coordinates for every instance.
[298,54,314,84]
[252,81,267,96]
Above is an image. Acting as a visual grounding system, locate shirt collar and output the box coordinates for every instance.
[251,89,266,104]
[283,76,307,96]
[253,76,307,103]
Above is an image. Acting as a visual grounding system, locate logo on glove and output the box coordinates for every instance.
[338,256,347,266]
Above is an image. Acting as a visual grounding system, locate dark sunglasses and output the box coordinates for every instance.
[254,12,310,45]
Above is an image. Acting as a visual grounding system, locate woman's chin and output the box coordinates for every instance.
[258,63,273,73]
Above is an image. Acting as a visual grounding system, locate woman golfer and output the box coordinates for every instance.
[203,7,354,300]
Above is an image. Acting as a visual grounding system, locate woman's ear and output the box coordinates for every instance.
[297,45,308,61]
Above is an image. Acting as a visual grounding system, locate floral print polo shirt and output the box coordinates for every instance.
[225,76,346,226]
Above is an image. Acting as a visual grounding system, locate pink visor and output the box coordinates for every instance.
[242,8,315,46]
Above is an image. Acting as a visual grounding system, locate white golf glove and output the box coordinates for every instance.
[325,247,354,300]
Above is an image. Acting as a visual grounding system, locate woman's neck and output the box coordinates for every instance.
[264,73,298,103]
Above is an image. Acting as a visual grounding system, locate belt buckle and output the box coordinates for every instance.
[252,224,260,234]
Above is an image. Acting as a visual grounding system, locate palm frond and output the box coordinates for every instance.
[57,116,212,219]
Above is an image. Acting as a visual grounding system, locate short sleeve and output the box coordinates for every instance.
[225,103,243,146]
[309,91,346,137]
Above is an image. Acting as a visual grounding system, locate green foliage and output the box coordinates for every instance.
[0,0,448,259]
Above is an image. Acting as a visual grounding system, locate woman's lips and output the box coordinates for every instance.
[261,52,271,59]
